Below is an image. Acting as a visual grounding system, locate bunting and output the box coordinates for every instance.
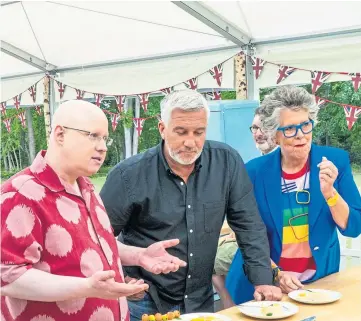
[311,71,331,93]
[3,119,11,133]
[1,102,7,117]
[184,77,198,90]
[133,118,145,136]
[206,91,222,101]
[56,81,66,99]
[276,66,296,84]
[28,85,37,103]
[115,95,126,113]
[75,89,86,100]
[17,111,26,128]
[349,73,361,92]
[138,93,150,113]
[343,105,361,130]
[94,93,105,107]
[209,63,224,87]
[250,57,265,79]
[13,94,22,111]
[160,87,174,96]
[35,106,43,116]
[111,114,120,131]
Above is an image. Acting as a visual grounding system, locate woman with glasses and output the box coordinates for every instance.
[227,86,361,301]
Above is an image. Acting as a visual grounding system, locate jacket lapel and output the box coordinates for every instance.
[263,148,283,243]
[308,144,325,231]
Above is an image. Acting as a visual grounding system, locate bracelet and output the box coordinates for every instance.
[326,190,339,207]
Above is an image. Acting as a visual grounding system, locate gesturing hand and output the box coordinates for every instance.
[318,156,338,199]
[138,239,187,274]
[87,270,149,300]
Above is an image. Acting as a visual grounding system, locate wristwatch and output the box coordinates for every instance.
[326,189,339,207]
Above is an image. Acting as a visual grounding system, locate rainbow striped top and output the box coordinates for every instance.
[278,162,316,282]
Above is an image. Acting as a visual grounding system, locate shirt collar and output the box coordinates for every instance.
[157,141,203,174]
[30,150,94,193]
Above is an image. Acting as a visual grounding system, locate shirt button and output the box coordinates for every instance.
[190,253,193,257]
[188,205,191,208]
[188,275,191,278]
[190,229,193,233]
[180,182,184,186]
[314,246,319,251]
[185,295,188,299]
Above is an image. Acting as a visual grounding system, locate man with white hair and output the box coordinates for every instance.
[100,89,282,318]
[1,100,186,321]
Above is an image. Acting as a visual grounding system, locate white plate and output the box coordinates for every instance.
[288,289,342,304]
[179,313,231,321]
[238,301,298,319]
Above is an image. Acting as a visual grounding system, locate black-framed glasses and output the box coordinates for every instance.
[63,126,113,146]
[249,125,263,134]
[277,119,314,138]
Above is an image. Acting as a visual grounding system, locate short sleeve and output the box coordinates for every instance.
[1,192,44,287]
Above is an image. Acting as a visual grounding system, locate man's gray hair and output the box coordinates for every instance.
[160,89,210,125]
[260,86,319,137]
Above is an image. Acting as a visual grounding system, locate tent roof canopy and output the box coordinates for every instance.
[1,1,361,78]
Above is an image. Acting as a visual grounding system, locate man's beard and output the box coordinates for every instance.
[167,146,202,165]
[256,140,274,154]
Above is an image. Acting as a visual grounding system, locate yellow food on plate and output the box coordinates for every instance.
[142,314,149,321]
[149,315,156,321]
[173,311,181,318]
[191,316,221,321]
[155,313,162,321]
[298,291,331,301]
[261,303,284,317]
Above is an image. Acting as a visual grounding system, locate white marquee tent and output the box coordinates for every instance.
[1,1,361,106]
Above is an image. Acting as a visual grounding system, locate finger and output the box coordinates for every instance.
[263,289,273,300]
[320,173,333,183]
[291,276,304,288]
[273,287,283,300]
[284,278,299,291]
[170,256,187,268]
[110,282,149,296]
[320,168,333,178]
[159,239,180,249]
[253,291,263,301]
[95,270,116,281]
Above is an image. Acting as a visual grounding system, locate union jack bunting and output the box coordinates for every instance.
[133,118,146,137]
[209,63,224,87]
[206,90,221,101]
[184,77,198,90]
[111,113,120,131]
[250,57,265,79]
[343,105,361,130]
[28,85,37,103]
[276,65,296,84]
[75,89,86,100]
[1,102,7,117]
[315,96,326,109]
[115,95,126,113]
[94,93,105,107]
[349,73,361,92]
[3,119,11,133]
[13,94,22,111]
[160,87,174,96]
[35,105,42,116]
[138,93,150,113]
[56,81,66,99]
[311,71,331,93]
[17,111,26,128]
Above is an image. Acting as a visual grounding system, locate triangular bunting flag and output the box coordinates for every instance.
[156,115,161,121]
[3,119,11,133]
[276,65,296,84]
[349,73,361,92]
[94,93,105,107]
[75,89,86,100]
[1,102,7,117]
[133,118,145,136]
[115,95,126,113]
[206,91,222,101]
[13,94,22,111]
[343,105,361,130]
[315,96,326,109]
[160,87,174,96]
[311,71,331,93]
[28,85,37,103]
[35,105,42,116]
[209,63,224,87]
[250,57,265,79]
[111,114,120,131]
[56,81,66,99]
[138,93,150,113]
[17,111,26,128]
[184,77,198,90]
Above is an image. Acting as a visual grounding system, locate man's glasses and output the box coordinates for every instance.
[277,119,314,138]
[249,125,263,134]
[63,126,113,146]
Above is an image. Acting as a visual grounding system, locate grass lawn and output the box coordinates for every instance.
[91,172,361,193]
